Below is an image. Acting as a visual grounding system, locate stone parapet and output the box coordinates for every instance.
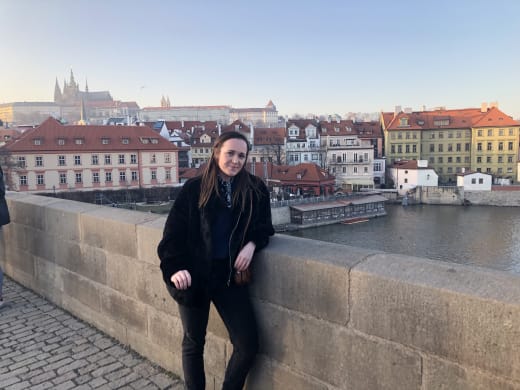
[1,193,519,389]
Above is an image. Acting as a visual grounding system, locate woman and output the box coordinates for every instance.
[0,164,11,307]
[158,131,274,389]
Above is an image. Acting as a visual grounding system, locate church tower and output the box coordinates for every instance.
[54,78,62,104]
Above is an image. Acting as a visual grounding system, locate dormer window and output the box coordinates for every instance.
[151,138,159,144]
[74,138,84,145]
[33,138,42,145]
[101,138,110,145]
[399,118,409,127]
[57,138,66,145]
[122,138,130,144]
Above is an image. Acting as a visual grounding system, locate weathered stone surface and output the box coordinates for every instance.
[100,289,148,334]
[137,217,165,265]
[248,356,328,390]
[62,271,101,312]
[351,253,520,382]
[80,207,158,258]
[253,235,377,324]
[256,301,421,389]
[423,356,520,390]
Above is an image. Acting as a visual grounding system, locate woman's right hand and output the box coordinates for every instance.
[171,270,192,290]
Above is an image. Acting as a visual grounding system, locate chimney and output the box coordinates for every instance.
[461,167,465,174]
[481,102,488,113]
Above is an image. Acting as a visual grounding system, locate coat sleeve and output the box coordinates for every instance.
[157,182,192,285]
[247,177,275,252]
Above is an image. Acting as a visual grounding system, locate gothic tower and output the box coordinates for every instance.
[54,78,62,104]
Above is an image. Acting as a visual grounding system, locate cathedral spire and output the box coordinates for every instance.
[85,78,89,93]
[69,69,77,88]
[54,78,62,103]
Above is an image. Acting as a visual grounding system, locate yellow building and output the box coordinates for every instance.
[381,105,520,184]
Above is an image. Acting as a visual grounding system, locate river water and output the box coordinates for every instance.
[284,204,520,275]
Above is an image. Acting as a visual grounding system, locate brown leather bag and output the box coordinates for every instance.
[234,268,252,286]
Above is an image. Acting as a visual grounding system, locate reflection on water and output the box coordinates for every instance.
[284,204,520,275]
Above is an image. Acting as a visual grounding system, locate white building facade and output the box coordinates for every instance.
[456,171,492,191]
[389,160,438,195]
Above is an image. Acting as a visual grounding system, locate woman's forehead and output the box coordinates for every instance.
[221,138,247,152]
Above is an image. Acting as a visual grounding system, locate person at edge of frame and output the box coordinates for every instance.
[0,164,11,308]
[157,131,275,389]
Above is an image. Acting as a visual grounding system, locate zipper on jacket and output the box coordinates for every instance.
[227,212,242,286]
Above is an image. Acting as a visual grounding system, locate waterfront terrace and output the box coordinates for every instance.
[1,193,519,389]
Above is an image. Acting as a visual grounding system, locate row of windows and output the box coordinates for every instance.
[391,141,515,154]
[476,142,514,151]
[433,166,514,175]
[33,137,159,146]
[331,166,370,174]
[20,169,172,186]
[17,153,172,168]
[391,128,515,140]
[429,156,471,164]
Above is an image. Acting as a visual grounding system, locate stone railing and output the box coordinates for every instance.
[1,193,519,389]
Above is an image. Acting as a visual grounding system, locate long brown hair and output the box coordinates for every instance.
[199,131,255,210]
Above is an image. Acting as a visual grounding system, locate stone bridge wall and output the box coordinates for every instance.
[1,193,519,389]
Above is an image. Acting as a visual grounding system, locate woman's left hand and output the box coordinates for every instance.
[234,241,256,271]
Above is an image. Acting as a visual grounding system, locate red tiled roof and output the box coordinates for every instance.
[253,127,285,145]
[3,117,177,153]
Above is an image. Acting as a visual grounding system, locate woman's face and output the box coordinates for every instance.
[216,138,248,180]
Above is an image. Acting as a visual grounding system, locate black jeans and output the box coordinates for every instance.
[178,283,259,390]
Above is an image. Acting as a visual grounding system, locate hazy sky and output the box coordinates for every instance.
[1,0,519,119]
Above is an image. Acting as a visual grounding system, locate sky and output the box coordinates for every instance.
[1,0,519,119]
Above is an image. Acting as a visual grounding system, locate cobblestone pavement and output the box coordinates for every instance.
[0,276,185,390]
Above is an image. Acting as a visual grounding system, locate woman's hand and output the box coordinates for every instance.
[234,241,256,271]
[171,270,192,290]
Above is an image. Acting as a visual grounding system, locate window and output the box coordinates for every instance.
[391,145,395,154]
[486,157,492,163]
[438,144,443,152]
[499,129,504,136]
[479,178,484,184]
[456,143,461,152]
[509,128,514,136]
[471,178,476,184]
[447,144,453,152]
[404,178,408,183]
[477,130,483,136]
[18,156,26,168]
[166,170,171,180]
[405,145,410,153]
[456,157,461,163]
[75,138,84,145]
[364,167,368,173]
[101,138,110,145]
[105,172,112,182]
[486,168,492,173]
[477,157,482,163]
[477,143,482,151]
[430,133,435,139]
[131,171,138,181]
[150,154,156,163]
[165,153,171,163]
[508,142,513,151]
[92,155,99,165]
[20,175,28,186]
[119,154,125,164]
[430,144,435,152]
[105,155,111,164]
[130,154,137,164]
[448,157,452,163]
[93,172,100,183]
[119,171,126,182]
[59,173,67,184]
[447,167,453,173]
[122,137,130,144]
[487,142,492,151]
[498,142,504,151]
[508,156,514,163]
[75,173,82,183]
[34,138,42,145]
[37,174,44,185]
[438,132,444,139]
[35,156,43,167]
[74,155,81,165]
[487,129,493,136]
[465,143,470,152]
[413,145,417,153]
[438,157,443,163]
[151,170,157,180]
[353,166,358,173]
[58,155,66,166]
[498,156,503,163]
[397,145,402,153]
[498,168,503,174]
[58,138,65,145]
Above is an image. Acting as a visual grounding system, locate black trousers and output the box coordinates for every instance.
[178,283,259,390]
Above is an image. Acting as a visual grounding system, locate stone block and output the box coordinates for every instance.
[5,245,35,280]
[105,252,145,298]
[423,356,520,390]
[256,301,421,389]
[351,253,520,382]
[62,270,102,312]
[100,288,148,334]
[43,199,98,241]
[60,294,128,345]
[136,264,178,316]
[247,356,328,390]
[34,257,64,304]
[137,217,165,265]
[80,207,158,258]
[6,194,59,230]
[252,235,376,324]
